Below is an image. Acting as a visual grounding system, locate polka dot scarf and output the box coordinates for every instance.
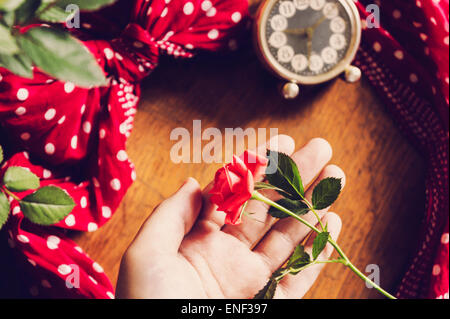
[354,0,449,299]
[0,0,248,298]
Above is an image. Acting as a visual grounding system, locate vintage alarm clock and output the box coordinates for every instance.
[254,0,362,99]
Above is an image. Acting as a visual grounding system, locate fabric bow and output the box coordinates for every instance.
[0,0,248,298]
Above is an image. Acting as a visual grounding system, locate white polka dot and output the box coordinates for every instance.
[20,132,31,141]
[104,48,114,60]
[231,12,242,23]
[58,116,66,125]
[441,233,449,244]
[106,291,115,299]
[394,50,404,60]
[89,276,98,285]
[102,206,112,218]
[29,286,39,296]
[206,7,216,17]
[208,29,219,40]
[185,43,194,50]
[41,280,52,288]
[93,262,104,273]
[444,36,449,46]
[28,259,36,266]
[65,214,76,227]
[15,107,26,116]
[373,42,382,52]
[64,82,75,94]
[432,264,441,276]
[43,169,51,179]
[133,41,144,49]
[116,150,128,162]
[12,206,21,215]
[74,246,83,253]
[183,2,194,15]
[45,143,55,155]
[80,196,87,208]
[392,10,402,19]
[99,129,106,139]
[80,104,86,114]
[420,33,428,41]
[115,53,123,61]
[110,179,121,191]
[57,264,72,275]
[161,7,168,17]
[46,235,60,250]
[410,73,419,83]
[83,121,92,134]
[44,108,56,121]
[17,234,29,243]
[131,170,137,181]
[88,222,98,232]
[71,136,78,149]
[17,88,29,101]
[201,0,212,11]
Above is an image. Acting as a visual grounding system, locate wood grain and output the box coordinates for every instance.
[71,48,426,298]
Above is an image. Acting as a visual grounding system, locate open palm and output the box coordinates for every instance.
[116,136,345,299]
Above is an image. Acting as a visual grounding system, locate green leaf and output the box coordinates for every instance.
[37,3,74,23]
[254,279,277,299]
[17,27,107,87]
[287,245,310,273]
[0,192,10,230]
[14,0,40,25]
[1,10,15,26]
[19,186,75,226]
[0,145,3,164]
[55,0,116,11]
[268,198,309,219]
[3,166,40,192]
[266,150,304,200]
[0,52,33,78]
[312,231,329,260]
[311,177,342,210]
[0,23,19,54]
[0,0,25,11]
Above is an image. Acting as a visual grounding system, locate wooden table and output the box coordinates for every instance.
[69,44,426,298]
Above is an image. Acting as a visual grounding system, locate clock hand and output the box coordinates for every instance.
[310,14,327,31]
[306,27,313,60]
[283,28,307,36]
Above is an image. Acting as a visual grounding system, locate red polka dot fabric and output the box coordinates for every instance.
[0,0,248,298]
[354,0,449,299]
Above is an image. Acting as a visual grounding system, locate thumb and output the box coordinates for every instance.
[129,178,203,255]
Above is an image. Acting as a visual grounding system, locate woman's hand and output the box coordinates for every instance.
[116,136,345,299]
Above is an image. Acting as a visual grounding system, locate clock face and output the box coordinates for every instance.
[257,0,360,84]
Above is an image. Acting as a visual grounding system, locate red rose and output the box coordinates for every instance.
[209,150,268,224]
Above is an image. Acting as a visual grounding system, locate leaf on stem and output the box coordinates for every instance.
[268,198,309,219]
[3,166,40,192]
[17,27,107,87]
[55,0,116,11]
[0,23,19,55]
[266,150,304,200]
[287,245,311,274]
[19,186,75,225]
[254,279,278,299]
[0,0,25,11]
[312,231,329,260]
[311,177,342,210]
[0,145,3,164]
[14,0,40,25]
[0,52,33,78]
[0,191,10,230]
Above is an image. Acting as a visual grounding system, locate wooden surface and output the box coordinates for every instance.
[69,47,426,299]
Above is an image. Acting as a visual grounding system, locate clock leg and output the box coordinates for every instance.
[344,65,362,83]
[281,82,300,99]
